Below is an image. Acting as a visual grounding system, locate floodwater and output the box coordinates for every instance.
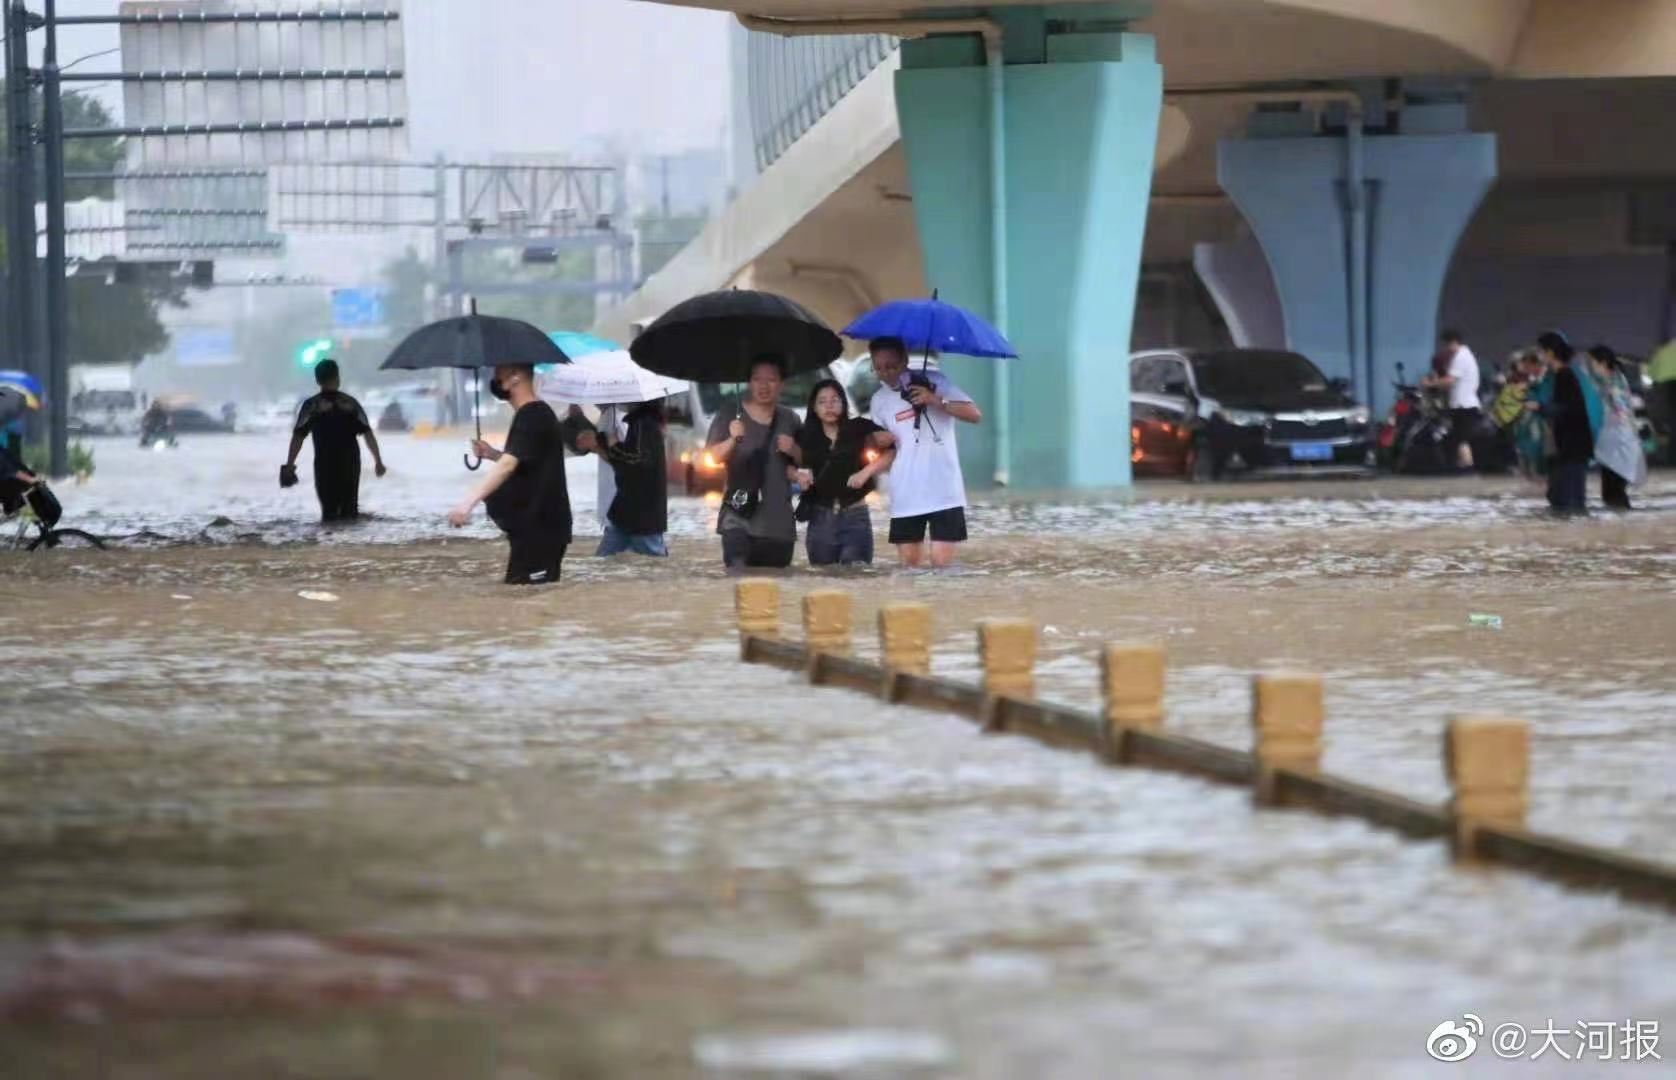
[3,432,1675,1077]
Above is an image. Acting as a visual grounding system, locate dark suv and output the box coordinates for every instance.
[1130,348,1376,480]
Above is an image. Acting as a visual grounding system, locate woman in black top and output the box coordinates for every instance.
[793,378,893,566]
[578,401,669,556]
[1530,330,1595,516]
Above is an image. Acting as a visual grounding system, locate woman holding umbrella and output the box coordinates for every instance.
[628,288,842,571]
[702,355,803,569]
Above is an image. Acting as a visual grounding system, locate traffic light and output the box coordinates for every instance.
[295,337,334,368]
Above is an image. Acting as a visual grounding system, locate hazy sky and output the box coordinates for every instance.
[43,1,733,159]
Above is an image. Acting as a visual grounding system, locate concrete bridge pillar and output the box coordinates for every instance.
[1217,94,1497,415]
[894,9,1161,490]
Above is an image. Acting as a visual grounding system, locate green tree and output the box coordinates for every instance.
[1,81,180,366]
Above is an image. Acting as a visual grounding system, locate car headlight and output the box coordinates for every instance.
[1216,408,1268,427]
[1346,406,1370,427]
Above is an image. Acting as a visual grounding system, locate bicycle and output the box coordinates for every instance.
[3,483,106,551]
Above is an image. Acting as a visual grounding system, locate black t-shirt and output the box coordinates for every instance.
[486,400,572,542]
[796,416,884,509]
[0,441,29,510]
[294,391,370,465]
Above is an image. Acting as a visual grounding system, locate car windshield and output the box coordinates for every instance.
[697,367,832,416]
[81,390,136,410]
[1190,351,1330,399]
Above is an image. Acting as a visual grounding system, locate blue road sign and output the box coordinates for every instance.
[331,288,387,329]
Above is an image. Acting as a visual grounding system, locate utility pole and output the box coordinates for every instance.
[40,0,68,476]
[4,1,38,413]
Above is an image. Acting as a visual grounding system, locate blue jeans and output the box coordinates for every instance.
[805,503,874,566]
[596,524,668,557]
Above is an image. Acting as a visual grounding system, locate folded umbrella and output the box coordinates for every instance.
[841,292,1017,360]
[536,350,688,407]
[381,300,572,469]
[629,289,841,384]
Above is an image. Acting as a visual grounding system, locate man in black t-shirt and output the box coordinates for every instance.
[447,363,572,584]
[283,359,387,521]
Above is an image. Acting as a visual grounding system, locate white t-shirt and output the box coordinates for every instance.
[1447,346,1481,409]
[869,369,973,519]
[594,405,629,519]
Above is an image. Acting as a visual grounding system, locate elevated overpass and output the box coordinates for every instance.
[602,1,1676,489]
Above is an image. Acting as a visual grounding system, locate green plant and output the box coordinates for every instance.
[16,440,96,477]
[68,441,95,477]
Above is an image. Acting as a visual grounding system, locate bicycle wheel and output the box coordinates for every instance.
[27,528,107,551]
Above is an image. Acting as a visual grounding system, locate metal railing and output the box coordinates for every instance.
[746,30,895,171]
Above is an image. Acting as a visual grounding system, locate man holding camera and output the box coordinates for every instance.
[867,336,983,569]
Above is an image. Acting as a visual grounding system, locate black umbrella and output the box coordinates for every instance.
[628,289,841,383]
[381,300,572,469]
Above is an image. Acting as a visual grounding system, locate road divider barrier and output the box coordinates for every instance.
[734,579,1676,912]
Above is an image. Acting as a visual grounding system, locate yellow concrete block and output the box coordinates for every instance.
[734,579,780,640]
[1251,672,1323,803]
[1445,715,1529,852]
[1103,643,1165,733]
[878,603,932,675]
[978,619,1037,700]
[802,589,853,656]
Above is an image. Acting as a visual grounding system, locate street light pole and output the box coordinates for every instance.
[41,0,70,476]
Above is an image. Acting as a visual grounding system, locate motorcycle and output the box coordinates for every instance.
[1376,363,1455,473]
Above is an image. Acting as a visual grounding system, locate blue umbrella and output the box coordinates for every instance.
[0,369,45,408]
[842,292,1017,360]
[545,331,619,363]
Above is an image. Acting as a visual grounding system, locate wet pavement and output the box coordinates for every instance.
[2,433,1675,1077]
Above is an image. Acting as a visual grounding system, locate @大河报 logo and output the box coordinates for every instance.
[1427,1015,1484,1061]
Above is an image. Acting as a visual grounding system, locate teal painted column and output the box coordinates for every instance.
[895,22,1161,490]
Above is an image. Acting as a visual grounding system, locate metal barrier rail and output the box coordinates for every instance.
[733,580,1676,912]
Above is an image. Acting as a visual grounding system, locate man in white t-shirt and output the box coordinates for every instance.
[1425,328,1482,471]
[867,336,983,568]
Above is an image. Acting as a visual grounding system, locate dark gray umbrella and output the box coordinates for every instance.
[381,300,572,469]
[629,289,840,383]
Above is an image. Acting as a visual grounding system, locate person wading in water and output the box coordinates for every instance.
[282,359,387,521]
[448,364,573,584]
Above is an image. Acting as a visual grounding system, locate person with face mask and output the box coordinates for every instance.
[448,364,572,584]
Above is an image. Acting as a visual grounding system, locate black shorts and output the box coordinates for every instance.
[888,506,967,545]
[1448,408,1484,443]
[505,533,566,585]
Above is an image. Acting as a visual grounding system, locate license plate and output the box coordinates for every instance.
[1289,441,1335,462]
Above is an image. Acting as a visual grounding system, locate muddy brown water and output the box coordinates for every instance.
[2,435,1674,1076]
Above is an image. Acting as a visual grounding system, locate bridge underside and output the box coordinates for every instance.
[605,0,1676,489]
